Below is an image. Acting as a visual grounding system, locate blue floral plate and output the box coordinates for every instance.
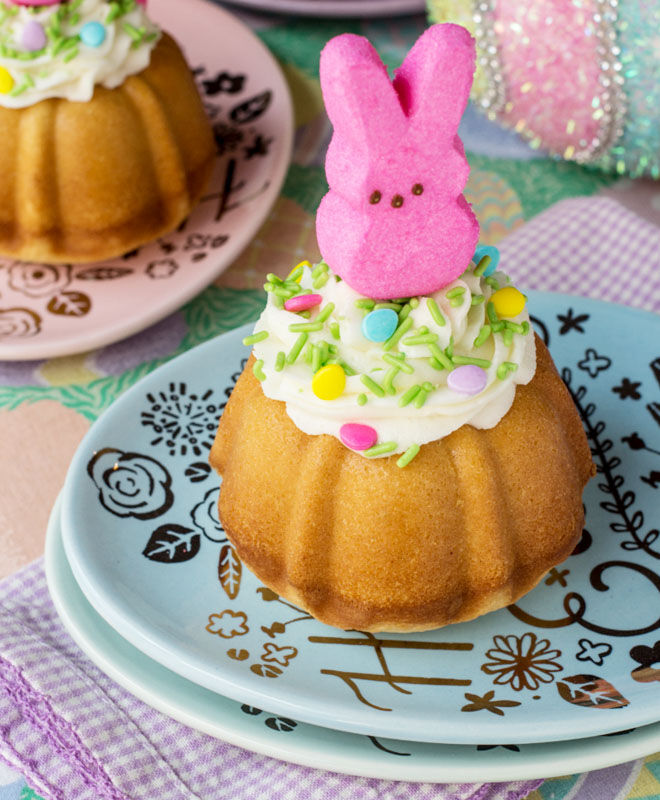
[60,291,660,745]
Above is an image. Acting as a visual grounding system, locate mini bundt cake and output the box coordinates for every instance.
[0,0,215,263]
[210,25,595,632]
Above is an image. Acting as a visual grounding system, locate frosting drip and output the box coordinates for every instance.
[251,260,536,458]
[0,0,160,107]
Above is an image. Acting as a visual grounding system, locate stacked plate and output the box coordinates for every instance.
[47,293,660,782]
[221,0,427,18]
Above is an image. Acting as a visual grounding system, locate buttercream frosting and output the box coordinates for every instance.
[250,259,537,459]
[0,0,160,107]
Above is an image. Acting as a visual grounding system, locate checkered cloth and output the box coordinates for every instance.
[0,562,540,800]
[1,195,658,800]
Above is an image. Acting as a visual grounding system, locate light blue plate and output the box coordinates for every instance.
[46,496,660,782]
[60,291,660,745]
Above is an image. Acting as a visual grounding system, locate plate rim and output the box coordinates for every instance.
[59,290,660,745]
[222,0,427,18]
[46,494,660,783]
[0,0,293,361]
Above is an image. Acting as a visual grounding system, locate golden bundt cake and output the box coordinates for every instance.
[209,260,595,633]
[0,2,215,263]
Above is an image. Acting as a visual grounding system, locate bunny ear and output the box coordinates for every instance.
[392,23,475,139]
[319,33,407,150]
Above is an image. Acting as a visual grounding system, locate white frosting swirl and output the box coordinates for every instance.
[0,0,160,108]
[252,263,536,457]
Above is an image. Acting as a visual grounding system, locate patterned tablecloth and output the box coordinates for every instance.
[0,3,659,799]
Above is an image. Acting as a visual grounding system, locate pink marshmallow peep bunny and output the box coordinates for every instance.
[316,24,479,300]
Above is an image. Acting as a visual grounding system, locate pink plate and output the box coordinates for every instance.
[0,0,293,361]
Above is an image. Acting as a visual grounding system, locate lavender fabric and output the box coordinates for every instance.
[0,562,541,800]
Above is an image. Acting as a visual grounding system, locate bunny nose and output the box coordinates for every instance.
[391,194,404,208]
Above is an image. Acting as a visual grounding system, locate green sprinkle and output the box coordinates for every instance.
[357,393,367,406]
[383,353,413,373]
[242,331,268,346]
[286,333,308,364]
[311,262,329,279]
[521,321,530,335]
[340,361,357,377]
[422,381,434,392]
[428,343,453,370]
[383,315,413,351]
[382,366,400,395]
[298,310,311,319]
[501,328,514,346]
[409,297,420,309]
[426,298,446,326]
[471,294,485,305]
[445,286,466,299]
[355,298,375,310]
[253,359,266,382]
[283,279,303,292]
[272,285,296,299]
[106,3,122,23]
[312,272,330,290]
[428,357,445,370]
[418,326,429,334]
[413,388,429,408]
[275,351,285,371]
[505,320,525,334]
[329,322,341,340]
[402,333,438,345]
[491,320,505,333]
[497,361,518,380]
[365,441,398,457]
[485,276,500,291]
[288,321,323,332]
[446,336,454,358]
[375,302,402,311]
[287,264,304,282]
[273,295,284,309]
[311,343,322,373]
[473,254,492,277]
[452,355,492,368]
[360,374,385,397]
[399,385,421,407]
[450,296,464,307]
[473,325,492,348]
[487,301,498,324]
[398,303,412,321]
[316,302,335,323]
[397,444,420,468]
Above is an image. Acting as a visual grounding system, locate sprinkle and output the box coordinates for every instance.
[398,303,412,322]
[275,351,285,371]
[473,255,492,277]
[413,388,429,408]
[428,343,453,370]
[286,333,308,364]
[398,385,421,407]
[521,321,530,335]
[382,315,413,351]
[383,353,413,373]
[242,331,268,346]
[473,325,492,348]
[485,276,500,291]
[357,393,367,406]
[253,359,266,381]
[63,47,79,64]
[360,374,385,397]
[312,363,346,400]
[422,382,434,392]
[284,294,322,313]
[287,261,309,282]
[355,298,375,310]
[364,441,398,457]
[402,332,438,345]
[471,294,485,306]
[448,365,488,395]
[311,262,329,280]
[266,273,283,285]
[452,355,492,368]
[374,302,402,311]
[311,343,322,373]
[505,320,525,335]
[473,245,500,276]
[397,444,420,468]
[497,362,518,380]
[316,302,335,323]
[382,366,400,395]
[491,287,526,318]
[501,328,514,347]
[426,298,445,326]
[362,308,399,342]
[340,423,378,451]
[409,298,420,309]
[329,322,340,340]
[288,321,323,332]
[445,287,466,299]
[487,301,498,324]
[450,296,464,307]
[312,271,330,290]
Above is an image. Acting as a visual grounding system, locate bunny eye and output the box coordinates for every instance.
[391,194,404,208]
[369,191,382,204]
[412,183,424,195]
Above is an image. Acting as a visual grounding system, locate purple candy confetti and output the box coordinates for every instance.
[447,364,487,395]
[21,20,47,52]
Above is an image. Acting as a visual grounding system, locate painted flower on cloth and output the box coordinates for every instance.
[8,263,71,297]
[87,447,173,520]
[482,633,562,691]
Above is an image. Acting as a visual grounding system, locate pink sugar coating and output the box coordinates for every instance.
[284,294,323,312]
[495,0,602,153]
[316,24,479,300]
[340,423,378,451]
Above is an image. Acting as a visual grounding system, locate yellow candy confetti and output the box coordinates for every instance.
[491,287,526,318]
[287,260,311,283]
[0,67,14,95]
[312,363,346,400]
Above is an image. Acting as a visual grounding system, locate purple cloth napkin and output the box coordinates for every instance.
[0,562,540,800]
[1,194,658,800]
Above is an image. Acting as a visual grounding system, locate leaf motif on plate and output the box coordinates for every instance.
[264,717,297,733]
[250,663,282,679]
[556,674,629,709]
[230,90,272,124]
[47,290,91,317]
[143,524,200,563]
[218,543,242,599]
[227,648,249,661]
[75,266,133,281]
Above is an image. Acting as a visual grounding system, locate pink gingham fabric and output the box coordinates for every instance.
[0,561,540,800]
